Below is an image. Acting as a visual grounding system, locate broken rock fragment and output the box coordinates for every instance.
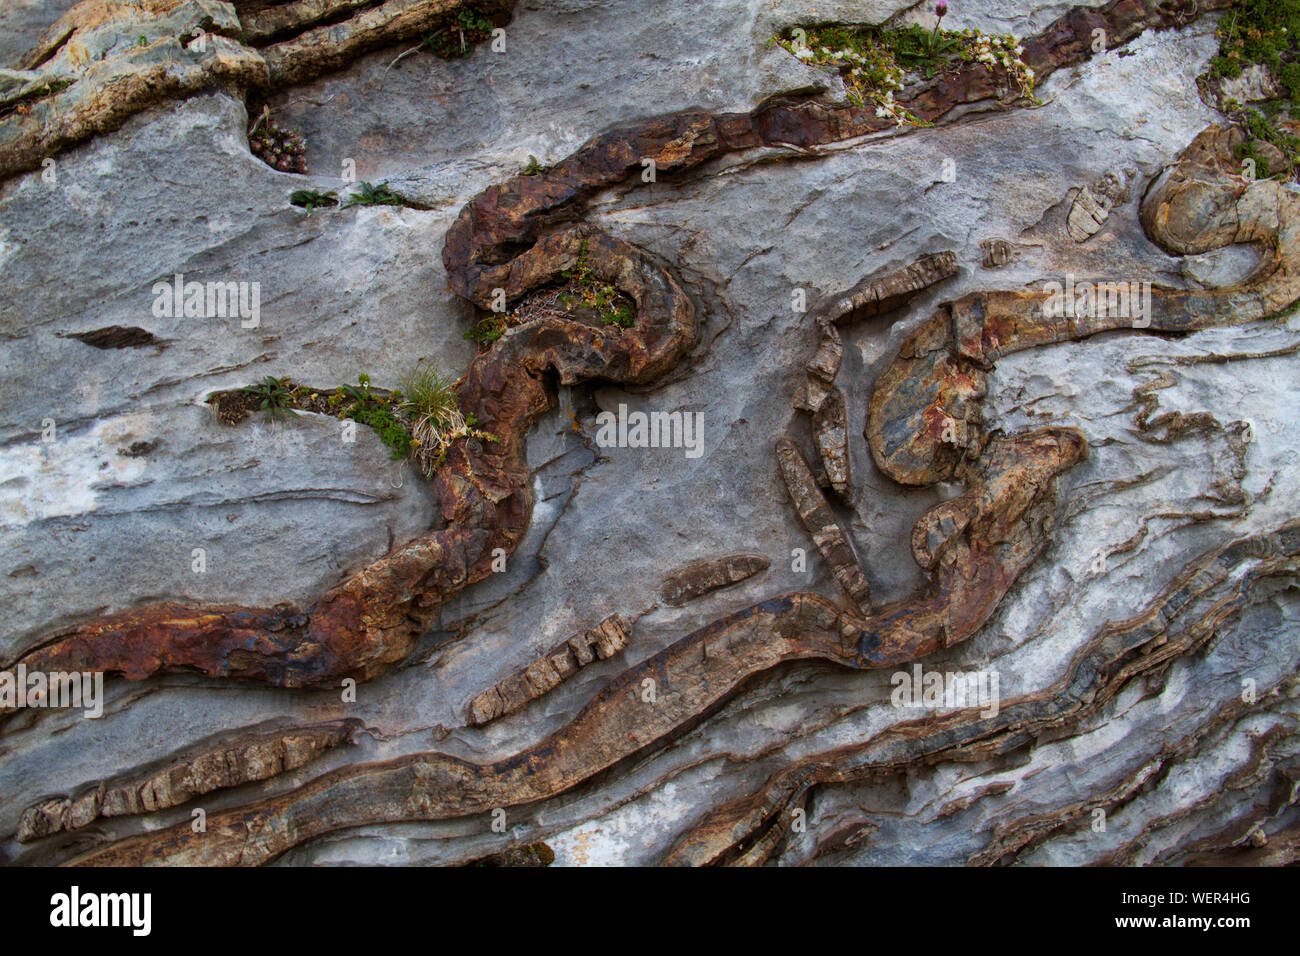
[776,437,871,611]
[1066,170,1134,243]
[812,386,852,503]
[661,554,770,606]
[468,614,631,726]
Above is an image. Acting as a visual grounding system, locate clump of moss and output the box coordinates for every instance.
[0,76,74,119]
[467,842,555,867]
[1204,1,1300,181]
[1210,1,1300,101]
[1233,105,1300,180]
[464,313,508,347]
[1236,137,1272,178]
[334,374,414,460]
[773,23,1035,126]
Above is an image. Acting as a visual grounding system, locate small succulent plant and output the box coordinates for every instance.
[250,118,308,174]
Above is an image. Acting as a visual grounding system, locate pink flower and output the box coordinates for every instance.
[936,1,948,16]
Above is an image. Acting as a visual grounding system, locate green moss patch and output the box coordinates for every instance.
[1208,1,1300,181]
[1210,1,1300,100]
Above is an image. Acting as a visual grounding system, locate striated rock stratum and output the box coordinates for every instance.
[1,0,1298,867]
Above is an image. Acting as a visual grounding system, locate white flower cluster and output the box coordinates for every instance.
[968,33,1034,94]
[874,89,898,119]
[781,26,1039,128]
[786,37,913,125]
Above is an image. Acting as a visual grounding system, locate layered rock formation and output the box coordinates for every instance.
[1,0,1297,867]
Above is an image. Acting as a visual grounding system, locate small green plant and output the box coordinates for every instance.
[240,376,297,425]
[556,240,638,327]
[887,25,967,75]
[423,8,496,59]
[604,303,635,328]
[290,189,339,212]
[522,154,547,176]
[137,35,148,47]
[342,181,402,207]
[465,313,508,346]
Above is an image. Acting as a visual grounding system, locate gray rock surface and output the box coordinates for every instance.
[1,0,1297,867]
[0,0,79,69]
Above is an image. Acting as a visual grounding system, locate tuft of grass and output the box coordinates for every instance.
[342,181,403,207]
[399,366,464,472]
[397,365,498,475]
[398,366,460,430]
[240,375,297,425]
